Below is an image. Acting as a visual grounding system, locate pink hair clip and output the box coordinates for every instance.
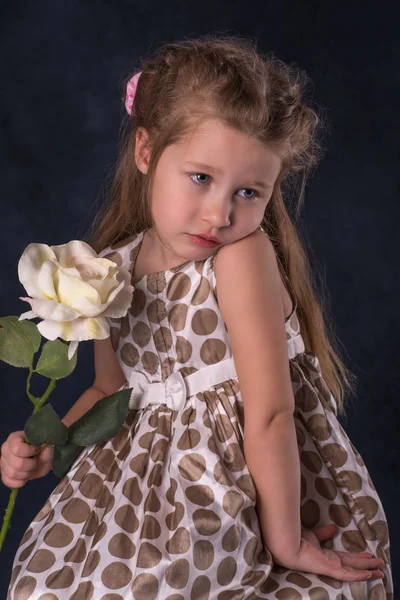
[125,71,142,116]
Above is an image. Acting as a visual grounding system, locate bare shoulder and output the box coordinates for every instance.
[214,229,295,426]
[214,228,276,274]
[214,228,281,302]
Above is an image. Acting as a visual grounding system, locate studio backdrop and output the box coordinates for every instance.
[0,0,398,594]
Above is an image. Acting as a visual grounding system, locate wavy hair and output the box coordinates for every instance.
[85,34,356,415]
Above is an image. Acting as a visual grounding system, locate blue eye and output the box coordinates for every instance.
[190,173,211,185]
[239,188,259,200]
[189,173,259,199]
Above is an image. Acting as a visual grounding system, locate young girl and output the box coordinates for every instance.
[2,35,392,599]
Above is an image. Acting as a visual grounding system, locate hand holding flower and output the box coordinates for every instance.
[0,238,135,551]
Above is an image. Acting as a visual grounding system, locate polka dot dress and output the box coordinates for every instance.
[8,230,393,599]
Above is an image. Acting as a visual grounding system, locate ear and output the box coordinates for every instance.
[135,127,151,174]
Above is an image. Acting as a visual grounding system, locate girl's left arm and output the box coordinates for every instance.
[214,229,302,563]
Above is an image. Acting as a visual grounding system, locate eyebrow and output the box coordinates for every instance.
[183,161,272,190]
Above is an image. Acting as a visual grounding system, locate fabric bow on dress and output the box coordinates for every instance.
[128,370,187,412]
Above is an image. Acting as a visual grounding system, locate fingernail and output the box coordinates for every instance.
[366,573,372,579]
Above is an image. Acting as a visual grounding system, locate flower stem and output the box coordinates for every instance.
[0,489,18,551]
[0,377,56,551]
[26,365,38,405]
[35,379,57,412]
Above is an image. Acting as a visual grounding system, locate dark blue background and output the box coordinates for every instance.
[1,0,398,593]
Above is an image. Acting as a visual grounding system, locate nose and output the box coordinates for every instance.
[202,196,232,228]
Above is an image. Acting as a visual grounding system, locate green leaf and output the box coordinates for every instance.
[69,388,131,446]
[52,441,83,478]
[0,316,41,368]
[24,404,68,446]
[35,339,77,379]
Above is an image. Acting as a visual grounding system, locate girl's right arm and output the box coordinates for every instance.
[215,230,302,564]
[215,231,382,581]
[61,337,127,427]
[0,337,127,488]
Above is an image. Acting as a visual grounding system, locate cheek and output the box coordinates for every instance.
[152,175,194,219]
[229,212,261,238]
[152,194,192,225]
[169,192,194,220]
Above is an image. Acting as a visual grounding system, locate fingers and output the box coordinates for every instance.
[30,464,53,481]
[0,431,49,489]
[311,526,385,580]
[3,431,40,458]
[1,443,40,471]
[30,446,53,480]
[337,551,384,568]
[335,551,385,579]
[0,455,36,479]
[34,444,54,464]
[323,548,384,581]
[332,566,381,582]
[0,458,30,488]
[311,524,337,541]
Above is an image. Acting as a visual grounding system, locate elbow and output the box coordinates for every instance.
[244,407,295,437]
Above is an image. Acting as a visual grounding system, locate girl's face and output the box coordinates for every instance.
[135,118,282,264]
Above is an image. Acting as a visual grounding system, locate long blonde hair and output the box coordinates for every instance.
[85,34,356,415]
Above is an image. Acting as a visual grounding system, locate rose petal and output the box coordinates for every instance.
[99,278,125,306]
[102,281,134,318]
[38,316,109,342]
[17,239,134,342]
[70,316,109,341]
[51,240,98,267]
[68,341,79,360]
[19,297,79,321]
[74,256,116,282]
[56,269,101,308]
[19,310,36,321]
[64,273,134,318]
[18,243,56,299]
[88,274,121,302]
[36,319,63,340]
[64,295,111,318]
[38,261,57,300]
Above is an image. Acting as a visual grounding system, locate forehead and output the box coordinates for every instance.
[181,118,258,150]
[171,118,281,175]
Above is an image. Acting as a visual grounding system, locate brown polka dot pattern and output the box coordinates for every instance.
[168,303,189,331]
[45,565,75,589]
[64,539,87,563]
[131,572,159,600]
[137,542,162,567]
[108,533,135,559]
[101,562,132,589]
[26,550,56,573]
[166,502,185,530]
[82,550,100,577]
[70,581,94,599]
[132,321,152,347]
[8,230,393,598]
[165,558,190,589]
[193,540,214,570]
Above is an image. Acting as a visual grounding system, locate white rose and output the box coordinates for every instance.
[18,240,133,359]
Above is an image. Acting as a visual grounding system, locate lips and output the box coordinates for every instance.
[194,234,221,243]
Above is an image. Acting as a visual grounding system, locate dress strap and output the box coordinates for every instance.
[282,270,298,312]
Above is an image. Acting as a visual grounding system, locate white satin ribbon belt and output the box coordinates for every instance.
[128,357,238,412]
